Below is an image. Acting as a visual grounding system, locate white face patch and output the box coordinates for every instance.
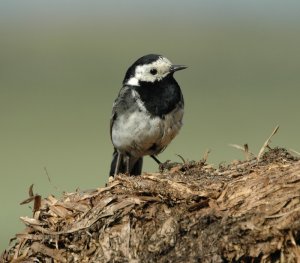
[126,56,173,86]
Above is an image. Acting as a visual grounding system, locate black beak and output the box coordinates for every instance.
[171,65,188,72]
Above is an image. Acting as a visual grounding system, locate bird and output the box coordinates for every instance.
[109,54,187,176]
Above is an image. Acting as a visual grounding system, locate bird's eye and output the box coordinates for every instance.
[150,68,157,75]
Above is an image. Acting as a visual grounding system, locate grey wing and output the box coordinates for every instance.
[110,98,119,141]
[109,86,134,141]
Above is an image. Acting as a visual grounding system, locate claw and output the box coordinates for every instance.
[159,160,171,172]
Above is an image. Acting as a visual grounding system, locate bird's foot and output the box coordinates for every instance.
[150,155,181,173]
[158,160,181,173]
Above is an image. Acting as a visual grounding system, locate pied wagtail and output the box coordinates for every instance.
[109,54,187,176]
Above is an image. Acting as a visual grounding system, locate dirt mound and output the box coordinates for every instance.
[1,148,300,262]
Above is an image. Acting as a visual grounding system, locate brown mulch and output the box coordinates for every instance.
[1,148,300,263]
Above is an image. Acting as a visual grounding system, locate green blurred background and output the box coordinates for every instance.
[1,0,300,252]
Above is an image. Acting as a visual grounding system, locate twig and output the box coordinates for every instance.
[229,144,245,151]
[229,143,254,160]
[289,149,300,156]
[20,185,42,216]
[202,149,211,163]
[44,166,60,192]
[257,125,279,161]
[176,154,186,163]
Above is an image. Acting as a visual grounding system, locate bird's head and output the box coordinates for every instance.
[123,54,187,86]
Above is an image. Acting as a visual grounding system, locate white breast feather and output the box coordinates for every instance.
[112,98,183,158]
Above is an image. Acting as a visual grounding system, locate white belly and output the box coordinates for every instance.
[112,106,183,158]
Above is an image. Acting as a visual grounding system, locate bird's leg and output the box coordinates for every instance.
[151,155,171,172]
[114,152,122,176]
[150,155,161,165]
[125,155,130,175]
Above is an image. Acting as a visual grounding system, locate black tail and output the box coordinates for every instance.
[109,150,143,176]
